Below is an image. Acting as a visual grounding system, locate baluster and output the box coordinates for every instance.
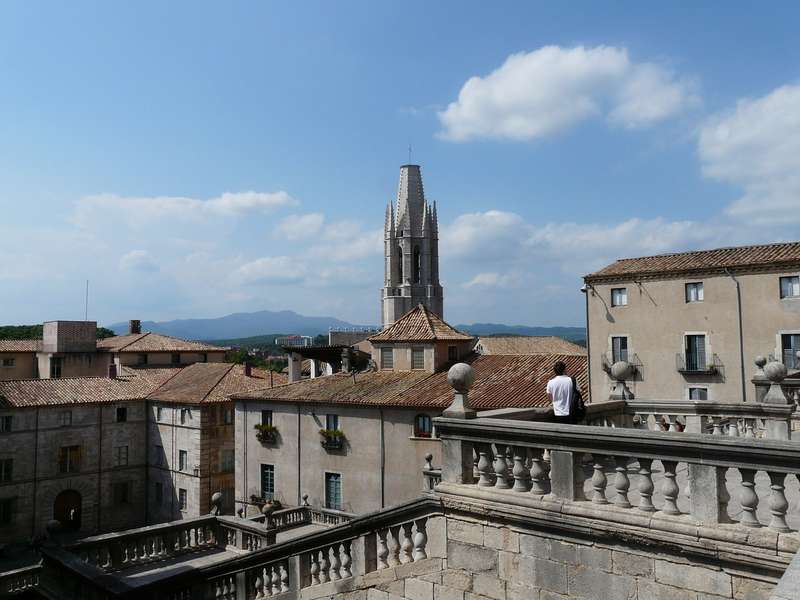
[712,418,723,436]
[661,460,681,515]
[745,420,755,439]
[472,446,479,481]
[591,456,608,504]
[477,445,495,487]
[340,543,352,578]
[376,529,389,569]
[254,572,264,599]
[388,526,401,566]
[738,468,760,526]
[529,448,548,495]
[309,552,320,585]
[660,414,671,431]
[280,561,290,591]
[637,458,655,512]
[413,519,428,561]
[728,421,739,437]
[318,549,329,584]
[271,564,281,592]
[512,446,530,492]
[768,472,790,532]
[492,444,510,489]
[400,523,414,563]
[614,456,631,508]
[669,416,679,432]
[329,544,342,580]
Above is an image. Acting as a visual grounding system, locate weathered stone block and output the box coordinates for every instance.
[366,590,388,600]
[519,534,551,559]
[427,516,447,558]
[567,566,636,600]
[472,573,506,600]
[442,569,473,591]
[576,545,611,571]
[548,540,577,565]
[538,591,569,600]
[505,581,540,600]
[636,580,693,600]
[532,559,567,594]
[405,577,434,600]
[655,560,732,596]
[498,551,535,586]
[447,541,498,574]
[612,549,654,577]
[434,584,466,600]
[732,576,776,600]
[394,558,443,579]
[484,527,519,552]
[449,519,484,546]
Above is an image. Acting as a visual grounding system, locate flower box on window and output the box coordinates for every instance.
[254,423,279,444]
[319,428,345,450]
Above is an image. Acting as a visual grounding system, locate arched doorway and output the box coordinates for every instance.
[53,490,82,531]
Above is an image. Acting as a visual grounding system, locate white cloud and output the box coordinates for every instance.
[72,191,298,228]
[463,272,516,288]
[698,84,800,225]
[438,45,697,141]
[276,213,325,240]
[119,250,159,273]
[442,210,529,260]
[233,256,305,284]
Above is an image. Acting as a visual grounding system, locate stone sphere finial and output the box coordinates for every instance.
[610,361,634,382]
[302,494,309,506]
[45,519,61,537]
[210,491,223,515]
[754,355,767,369]
[448,363,475,393]
[764,361,788,383]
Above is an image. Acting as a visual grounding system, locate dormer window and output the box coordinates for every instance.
[411,348,425,370]
[380,348,394,370]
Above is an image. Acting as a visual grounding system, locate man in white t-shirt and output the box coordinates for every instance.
[546,360,574,424]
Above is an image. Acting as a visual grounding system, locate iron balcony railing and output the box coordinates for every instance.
[676,352,721,374]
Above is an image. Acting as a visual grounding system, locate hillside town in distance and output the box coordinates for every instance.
[2,163,800,599]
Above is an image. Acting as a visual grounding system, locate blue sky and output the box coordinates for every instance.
[2,2,799,328]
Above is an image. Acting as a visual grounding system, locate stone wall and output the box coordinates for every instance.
[316,514,776,600]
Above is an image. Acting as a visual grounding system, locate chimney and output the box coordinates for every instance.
[108,363,117,379]
[129,320,141,335]
[244,362,252,377]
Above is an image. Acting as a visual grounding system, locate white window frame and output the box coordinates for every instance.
[685,282,704,303]
[610,287,628,307]
[179,450,188,471]
[776,330,800,369]
[687,386,709,401]
[683,331,710,371]
[608,334,631,365]
[779,275,800,299]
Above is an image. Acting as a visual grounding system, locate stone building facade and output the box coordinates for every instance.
[382,165,443,326]
[233,305,587,517]
[584,241,800,403]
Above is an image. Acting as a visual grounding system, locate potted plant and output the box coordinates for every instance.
[254,423,279,444]
[319,428,345,450]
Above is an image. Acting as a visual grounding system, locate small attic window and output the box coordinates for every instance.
[381,348,394,369]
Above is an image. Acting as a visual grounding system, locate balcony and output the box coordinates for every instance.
[319,429,345,451]
[601,352,642,377]
[676,352,722,375]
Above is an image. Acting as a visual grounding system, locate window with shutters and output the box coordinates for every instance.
[380,347,393,369]
[220,449,234,473]
[325,472,342,510]
[689,387,708,400]
[685,282,704,302]
[260,464,275,500]
[0,459,12,482]
[611,288,627,307]
[113,446,129,467]
[411,348,425,370]
[261,410,273,426]
[179,489,187,510]
[611,336,629,363]
[414,414,433,438]
[179,450,188,471]
[58,446,81,473]
[781,334,800,369]
[685,335,707,371]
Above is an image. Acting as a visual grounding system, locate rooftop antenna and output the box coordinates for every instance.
[408,143,412,164]
[84,280,89,321]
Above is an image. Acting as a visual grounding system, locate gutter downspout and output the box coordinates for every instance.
[582,283,592,402]
[31,408,39,539]
[144,403,149,525]
[96,404,103,531]
[379,408,385,509]
[725,269,748,403]
[297,405,302,506]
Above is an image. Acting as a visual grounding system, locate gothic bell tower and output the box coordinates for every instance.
[381,164,444,326]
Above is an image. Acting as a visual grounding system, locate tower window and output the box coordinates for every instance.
[413,247,421,283]
[397,246,403,281]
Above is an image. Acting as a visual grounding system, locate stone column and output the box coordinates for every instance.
[288,352,302,383]
[688,464,729,524]
[549,450,585,501]
[441,363,477,485]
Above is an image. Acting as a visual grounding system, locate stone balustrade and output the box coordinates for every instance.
[436,416,800,539]
[66,514,221,572]
[0,564,40,596]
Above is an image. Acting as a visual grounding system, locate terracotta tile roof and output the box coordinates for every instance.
[96,332,227,353]
[368,304,474,343]
[476,336,586,356]
[234,353,587,410]
[146,363,284,405]
[0,368,180,408]
[0,340,42,353]
[585,241,800,282]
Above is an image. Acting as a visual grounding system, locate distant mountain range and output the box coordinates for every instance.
[107,310,585,342]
